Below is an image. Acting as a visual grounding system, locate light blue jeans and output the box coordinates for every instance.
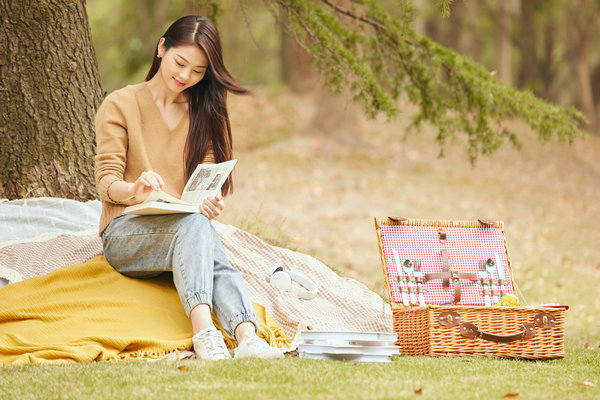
[102,213,258,337]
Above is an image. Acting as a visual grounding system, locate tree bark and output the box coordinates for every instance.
[0,0,103,200]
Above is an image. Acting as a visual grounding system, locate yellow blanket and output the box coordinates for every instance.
[0,255,289,365]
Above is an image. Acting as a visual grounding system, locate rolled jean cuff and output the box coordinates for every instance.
[183,291,213,317]
[229,312,259,336]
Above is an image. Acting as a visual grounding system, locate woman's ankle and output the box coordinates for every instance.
[234,321,257,342]
[190,303,214,334]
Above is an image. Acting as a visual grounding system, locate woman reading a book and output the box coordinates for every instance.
[94,16,283,360]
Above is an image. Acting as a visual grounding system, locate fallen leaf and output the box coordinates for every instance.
[414,388,422,395]
[177,365,188,371]
[503,393,519,398]
[577,381,594,387]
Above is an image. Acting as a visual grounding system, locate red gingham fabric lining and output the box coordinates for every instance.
[379,225,513,305]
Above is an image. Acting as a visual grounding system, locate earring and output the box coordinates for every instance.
[157,52,161,59]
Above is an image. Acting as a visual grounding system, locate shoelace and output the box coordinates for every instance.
[200,330,230,358]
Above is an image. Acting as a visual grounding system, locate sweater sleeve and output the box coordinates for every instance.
[94,92,129,204]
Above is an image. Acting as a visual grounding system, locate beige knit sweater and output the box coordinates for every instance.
[94,82,214,235]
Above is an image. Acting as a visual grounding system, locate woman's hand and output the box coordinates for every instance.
[200,195,225,220]
[106,171,165,204]
[131,170,165,200]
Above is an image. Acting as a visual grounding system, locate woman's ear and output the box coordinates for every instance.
[157,37,166,58]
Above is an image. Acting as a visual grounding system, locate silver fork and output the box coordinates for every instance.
[413,260,426,307]
[486,258,498,304]
[479,260,491,306]
[403,259,417,305]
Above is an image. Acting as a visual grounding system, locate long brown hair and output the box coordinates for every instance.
[145,16,248,195]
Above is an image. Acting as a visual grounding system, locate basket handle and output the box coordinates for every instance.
[459,321,537,343]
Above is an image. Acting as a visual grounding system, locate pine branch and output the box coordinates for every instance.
[261,0,586,160]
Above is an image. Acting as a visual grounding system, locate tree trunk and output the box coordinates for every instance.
[567,0,597,133]
[0,0,103,200]
[280,17,315,93]
[446,0,466,53]
[518,0,538,90]
[495,0,513,85]
[463,0,483,63]
[539,18,559,103]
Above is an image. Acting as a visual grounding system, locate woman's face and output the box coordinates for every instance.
[157,39,208,93]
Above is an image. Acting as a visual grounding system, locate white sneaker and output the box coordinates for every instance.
[192,327,232,360]
[234,333,284,359]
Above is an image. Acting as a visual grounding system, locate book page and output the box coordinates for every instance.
[181,159,237,205]
[145,190,191,205]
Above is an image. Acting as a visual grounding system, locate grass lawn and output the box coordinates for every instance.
[1,341,598,400]
[2,90,599,399]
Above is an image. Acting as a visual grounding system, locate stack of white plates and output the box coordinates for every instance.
[298,330,400,363]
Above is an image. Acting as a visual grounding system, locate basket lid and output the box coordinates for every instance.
[374,217,515,309]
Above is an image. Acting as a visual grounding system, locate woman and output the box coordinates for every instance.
[95,16,283,360]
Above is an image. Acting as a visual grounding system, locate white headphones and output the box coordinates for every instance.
[267,264,319,300]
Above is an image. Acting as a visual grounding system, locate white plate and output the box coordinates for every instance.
[299,343,400,356]
[299,330,398,346]
[299,351,393,363]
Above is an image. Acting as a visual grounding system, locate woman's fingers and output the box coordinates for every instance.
[133,171,164,197]
[200,196,225,219]
[140,171,164,191]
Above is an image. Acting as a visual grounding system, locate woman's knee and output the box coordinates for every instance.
[177,213,213,236]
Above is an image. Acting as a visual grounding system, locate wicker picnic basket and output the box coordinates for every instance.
[375,217,565,359]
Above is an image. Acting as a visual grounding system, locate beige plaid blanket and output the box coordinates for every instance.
[1,217,392,340]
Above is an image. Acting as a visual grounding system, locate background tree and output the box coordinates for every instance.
[567,0,598,132]
[1,0,590,200]
[0,0,103,200]
[262,0,584,160]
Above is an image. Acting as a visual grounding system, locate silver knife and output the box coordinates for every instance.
[494,253,507,298]
[393,250,410,306]
[414,260,426,307]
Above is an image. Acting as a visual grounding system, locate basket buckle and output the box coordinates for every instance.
[438,228,447,244]
[438,311,462,327]
[534,312,556,328]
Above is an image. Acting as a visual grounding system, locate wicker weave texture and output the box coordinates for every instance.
[377,217,565,360]
[428,306,564,359]
[392,306,565,359]
[392,307,430,355]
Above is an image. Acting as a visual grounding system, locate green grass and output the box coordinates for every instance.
[1,343,598,400]
[3,92,599,398]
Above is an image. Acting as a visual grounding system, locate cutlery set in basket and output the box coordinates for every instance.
[374,217,566,359]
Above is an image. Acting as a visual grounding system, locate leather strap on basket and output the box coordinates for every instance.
[424,271,479,304]
[439,229,449,290]
[459,322,537,343]
[439,312,554,343]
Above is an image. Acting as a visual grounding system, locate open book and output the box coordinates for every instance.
[122,159,237,215]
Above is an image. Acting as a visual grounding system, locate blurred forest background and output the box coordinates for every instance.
[89,0,600,134]
[85,0,599,343]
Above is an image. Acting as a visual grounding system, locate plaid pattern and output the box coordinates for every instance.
[379,225,514,305]
[0,233,103,280]
[1,226,393,340]
[221,228,393,339]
